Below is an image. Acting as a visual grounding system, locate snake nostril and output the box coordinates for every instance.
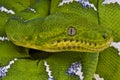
[102,33,108,39]
[102,35,106,39]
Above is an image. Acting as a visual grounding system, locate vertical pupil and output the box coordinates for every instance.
[70,29,73,34]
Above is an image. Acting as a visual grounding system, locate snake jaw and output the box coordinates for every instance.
[40,37,113,52]
[12,36,113,53]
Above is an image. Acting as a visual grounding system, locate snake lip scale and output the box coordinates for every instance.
[41,37,113,52]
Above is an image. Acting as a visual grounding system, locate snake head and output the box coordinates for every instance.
[6,13,113,52]
[35,13,113,52]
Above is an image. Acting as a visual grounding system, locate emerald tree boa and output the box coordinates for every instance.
[0,0,120,80]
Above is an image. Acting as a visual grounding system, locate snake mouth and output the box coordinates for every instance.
[42,37,113,52]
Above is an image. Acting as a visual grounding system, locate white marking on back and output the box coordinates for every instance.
[102,0,120,5]
[58,0,97,11]
[110,42,120,55]
[94,74,104,80]
[0,6,15,14]
[44,61,54,80]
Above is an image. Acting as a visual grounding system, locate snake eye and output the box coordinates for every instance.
[68,27,76,36]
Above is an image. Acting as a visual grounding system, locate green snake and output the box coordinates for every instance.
[5,1,113,52]
[0,0,120,80]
